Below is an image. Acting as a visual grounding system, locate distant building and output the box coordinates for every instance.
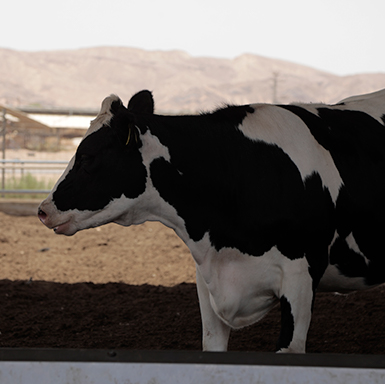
[0,104,52,131]
[19,107,98,131]
[0,105,97,150]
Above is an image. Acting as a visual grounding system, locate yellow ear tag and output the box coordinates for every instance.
[126,126,139,146]
[125,128,132,145]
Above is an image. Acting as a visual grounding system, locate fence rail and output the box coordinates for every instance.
[0,190,55,194]
[0,159,68,195]
[0,159,69,167]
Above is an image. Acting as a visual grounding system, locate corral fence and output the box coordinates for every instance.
[0,107,79,198]
[0,159,68,195]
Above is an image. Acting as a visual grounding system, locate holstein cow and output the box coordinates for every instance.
[38,88,385,353]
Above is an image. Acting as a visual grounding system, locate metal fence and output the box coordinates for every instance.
[0,159,68,195]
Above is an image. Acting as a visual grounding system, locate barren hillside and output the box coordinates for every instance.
[1,46,385,112]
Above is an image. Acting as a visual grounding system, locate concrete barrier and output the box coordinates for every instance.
[0,349,384,384]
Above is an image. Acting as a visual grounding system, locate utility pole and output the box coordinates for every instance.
[1,109,6,192]
[272,71,279,104]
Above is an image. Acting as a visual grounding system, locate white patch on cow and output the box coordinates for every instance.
[192,233,313,353]
[139,128,171,167]
[200,247,280,328]
[135,128,186,230]
[186,232,212,266]
[98,193,147,227]
[337,88,385,124]
[195,265,231,351]
[239,104,343,202]
[84,94,120,138]
[191,233,311,331]
[39,193,142,236]
[114,180,189,241]
[346,232,370,265]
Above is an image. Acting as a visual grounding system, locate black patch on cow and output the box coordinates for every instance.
[330,185,385,285]
[280,104,385,286]
[110,99,124,115]
[127,90,154,114]
[277,295,294,351]
[149,106,334,275]
[302,172,335,288]
[150,129,306,258]
[330,235,368,278]
[53,118,147,212]
[204,104,255,122]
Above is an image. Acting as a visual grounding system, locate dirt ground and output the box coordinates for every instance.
[0,212,195,286]
[0,211,385,354]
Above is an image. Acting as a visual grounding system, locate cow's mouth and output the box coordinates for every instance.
[38,207,75,236]
[52,220,78,236]
[53,221,71,234]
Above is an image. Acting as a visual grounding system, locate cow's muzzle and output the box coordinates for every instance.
[37,200,75,235]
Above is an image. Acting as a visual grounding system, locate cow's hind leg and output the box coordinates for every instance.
[276,258,314,353]
[196,265,231,351]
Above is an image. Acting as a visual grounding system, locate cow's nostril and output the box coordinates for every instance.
[38,208,47,220]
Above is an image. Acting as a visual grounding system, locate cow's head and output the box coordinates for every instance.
[38,90,155,235]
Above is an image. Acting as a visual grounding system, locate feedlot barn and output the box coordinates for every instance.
[0,105,97,192]
[0,103,96,164]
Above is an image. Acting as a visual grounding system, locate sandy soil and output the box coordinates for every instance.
[0,212,195,286]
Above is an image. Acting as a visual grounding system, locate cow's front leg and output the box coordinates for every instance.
[196,265,231,351]
[276,258,314,353]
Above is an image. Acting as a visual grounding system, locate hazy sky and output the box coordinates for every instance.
[2,0,384,75]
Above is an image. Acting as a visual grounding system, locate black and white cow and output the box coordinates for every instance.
[38,88,385,353]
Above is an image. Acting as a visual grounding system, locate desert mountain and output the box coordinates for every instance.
[1,46,385,113]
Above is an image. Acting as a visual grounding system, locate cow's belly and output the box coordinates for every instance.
[195,243,308,329]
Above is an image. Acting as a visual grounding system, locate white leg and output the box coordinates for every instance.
[276,260,314,353]
[196,265,231,351]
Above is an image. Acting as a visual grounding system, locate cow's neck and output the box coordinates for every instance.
[140,115,228,248]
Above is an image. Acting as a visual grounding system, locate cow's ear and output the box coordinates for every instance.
[127,90,154,114]
[110,97,124,115]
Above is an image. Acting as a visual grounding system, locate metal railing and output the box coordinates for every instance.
[0,159,68,195]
